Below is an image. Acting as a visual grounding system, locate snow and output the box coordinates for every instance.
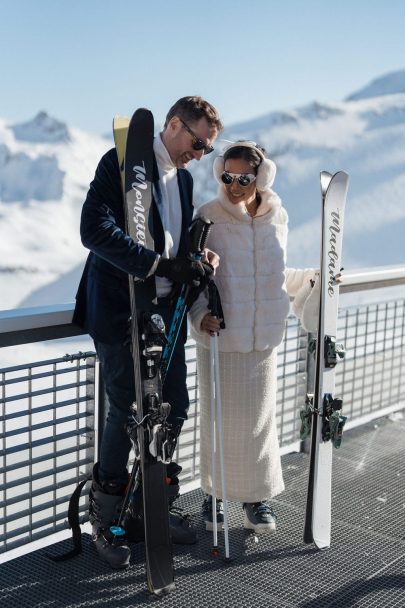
[191,84,405,272]
[11,111,70,143]
[0,149,64,202]
[1,70,405,313]
[0,113,110,309]
[347,68,405,101]
[388,411,404,422]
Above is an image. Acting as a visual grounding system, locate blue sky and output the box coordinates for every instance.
[1,0,405,134]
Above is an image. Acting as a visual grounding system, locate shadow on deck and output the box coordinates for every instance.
[1,415,404,608]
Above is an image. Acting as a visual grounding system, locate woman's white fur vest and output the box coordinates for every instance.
[189,187,314,352]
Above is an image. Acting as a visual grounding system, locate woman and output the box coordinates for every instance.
[189,141,316,534]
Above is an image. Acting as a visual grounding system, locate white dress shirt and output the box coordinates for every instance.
[153,134,183,297]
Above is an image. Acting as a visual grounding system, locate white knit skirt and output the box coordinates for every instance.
[197,345,285,503]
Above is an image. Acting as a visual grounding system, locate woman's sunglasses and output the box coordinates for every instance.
[221,172,257,187]
[179,118,214,155]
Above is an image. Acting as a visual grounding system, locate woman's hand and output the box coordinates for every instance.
[200,313,223,336]
[202,248,220,272]
[334,268,344,284]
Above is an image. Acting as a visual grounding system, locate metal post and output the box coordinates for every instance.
[95,358,107,461]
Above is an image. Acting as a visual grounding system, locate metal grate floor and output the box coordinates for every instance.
[1,414,404,608]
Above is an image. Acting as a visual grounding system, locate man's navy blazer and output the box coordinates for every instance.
[73,147,194,344]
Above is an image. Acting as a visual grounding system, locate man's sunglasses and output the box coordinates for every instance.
[179,118,214,155]
[221,172,257,187]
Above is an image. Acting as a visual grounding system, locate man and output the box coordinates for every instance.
[73,96,223,568]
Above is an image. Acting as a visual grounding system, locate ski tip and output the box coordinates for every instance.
[320,169,349,203]
[332,170,350,187]
[332,170,350,191]
[320,171,333,195]
[334,172,350,201]
[132,107,154,119]
[320,170,332,181]
[112,115,130,128]
[334,169,349,179]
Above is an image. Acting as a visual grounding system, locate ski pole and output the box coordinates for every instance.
[209,340,219,555]
[208,281,230,560]
[160,216,212,383]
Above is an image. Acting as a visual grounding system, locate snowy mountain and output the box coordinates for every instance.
[346,69,405,101]
[0,112,109,309]
[2,69,405,311]
[190,70,405,269]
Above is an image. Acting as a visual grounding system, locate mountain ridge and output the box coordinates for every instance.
[1,69,405,309]
[346,68,405,101]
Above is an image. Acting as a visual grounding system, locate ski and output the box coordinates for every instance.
[113,115,129,173]
[302,170,349,549]
[113,109,175,595]
[113,116,212,386]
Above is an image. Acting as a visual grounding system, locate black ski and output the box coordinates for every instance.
[115,109,175,595]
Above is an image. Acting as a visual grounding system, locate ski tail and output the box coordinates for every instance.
[113,115,129,172]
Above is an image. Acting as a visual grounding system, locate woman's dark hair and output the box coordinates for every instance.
[164,96,223,131]
[223,144,265,172]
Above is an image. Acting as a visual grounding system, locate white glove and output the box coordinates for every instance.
[292,273,320,333]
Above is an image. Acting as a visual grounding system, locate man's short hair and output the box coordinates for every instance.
[164,96,223,131]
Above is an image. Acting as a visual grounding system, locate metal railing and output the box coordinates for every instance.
[336,299,405,425]
[0,353,96,553]
[0,265,404,556]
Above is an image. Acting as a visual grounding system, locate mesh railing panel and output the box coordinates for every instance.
[0,352,95,553]
[336,299,405,420]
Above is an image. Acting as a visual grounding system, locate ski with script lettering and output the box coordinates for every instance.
[113,109,175,595]
[303,171,349,550]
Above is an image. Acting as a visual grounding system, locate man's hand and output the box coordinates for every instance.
[156,256,214,287]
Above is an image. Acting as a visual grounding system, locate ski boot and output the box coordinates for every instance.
[123,461,198,545]
[243,501,276,534]
[89,464,131,569]
[166,461,198,545]
[201,494,224,531]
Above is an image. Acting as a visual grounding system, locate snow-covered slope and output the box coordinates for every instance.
[0,112,110,309]
[346,69,405,101]
[2,69,405,311]
[190,70,405,269]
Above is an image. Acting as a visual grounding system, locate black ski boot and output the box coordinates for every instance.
[124,462,197,545]
[166,462,198,545]
[89,464,131,569]
[135,421,197,545]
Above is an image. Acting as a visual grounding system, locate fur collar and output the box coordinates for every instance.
[217,186,282,222]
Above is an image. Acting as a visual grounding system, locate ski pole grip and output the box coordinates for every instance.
[208,280,225,328]
[208,281,218,316]
[188,216,213,256]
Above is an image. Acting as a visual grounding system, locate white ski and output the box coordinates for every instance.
[303,171,349,549]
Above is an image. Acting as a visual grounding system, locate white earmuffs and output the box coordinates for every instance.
[213,141,277,192]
